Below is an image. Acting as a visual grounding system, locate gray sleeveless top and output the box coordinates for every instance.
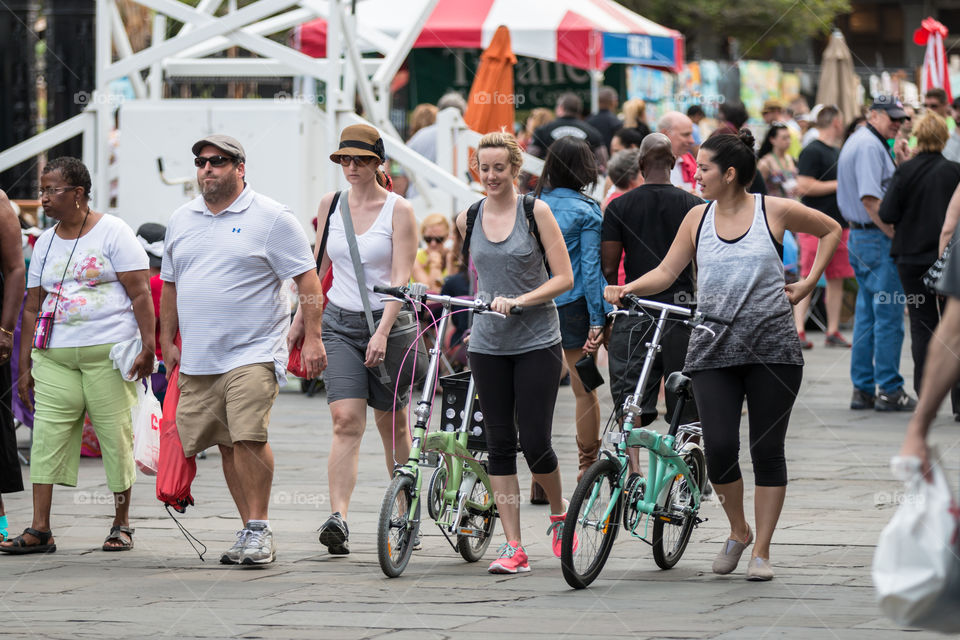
[685,194,803,371]
[468,197,561,355]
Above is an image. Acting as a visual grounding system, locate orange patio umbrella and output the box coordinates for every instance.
[464,25,517,135]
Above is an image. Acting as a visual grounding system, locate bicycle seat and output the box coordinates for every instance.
[665,372,693,399]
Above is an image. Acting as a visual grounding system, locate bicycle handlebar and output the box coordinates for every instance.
[609,294,731,326]
[373,284,521,316]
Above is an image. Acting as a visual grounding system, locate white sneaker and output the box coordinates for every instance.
[240,522,275,565]
[220,529,249,565]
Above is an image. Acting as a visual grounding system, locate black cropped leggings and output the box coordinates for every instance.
[468,344,563,476]
[690,363,802,487]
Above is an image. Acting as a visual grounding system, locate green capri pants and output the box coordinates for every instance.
[30,343,138,493]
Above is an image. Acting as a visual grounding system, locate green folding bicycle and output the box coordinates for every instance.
[372,283,515,578]
[560,294,729,589]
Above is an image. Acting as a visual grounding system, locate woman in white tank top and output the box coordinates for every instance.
[289,124,418,555]
[605,130,841,581]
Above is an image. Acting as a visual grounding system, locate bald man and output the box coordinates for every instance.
[602,132,703,431]
[657,112,697,192]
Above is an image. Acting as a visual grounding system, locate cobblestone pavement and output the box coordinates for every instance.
[2,338,956,639]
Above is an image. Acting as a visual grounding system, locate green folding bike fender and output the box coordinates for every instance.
[422,432,495,505]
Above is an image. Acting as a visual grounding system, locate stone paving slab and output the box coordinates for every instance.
[2,337,958,638]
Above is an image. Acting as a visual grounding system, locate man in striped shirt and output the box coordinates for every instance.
[160,135,324,566]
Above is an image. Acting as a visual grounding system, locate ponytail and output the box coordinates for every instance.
[701,130,757,187]
[376,168,393,192]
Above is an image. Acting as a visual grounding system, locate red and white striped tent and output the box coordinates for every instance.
[914,17,952,102]
[296,0,684,73]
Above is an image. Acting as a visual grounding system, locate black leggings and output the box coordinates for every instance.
[469,344,563,476]
[690,364,802,487]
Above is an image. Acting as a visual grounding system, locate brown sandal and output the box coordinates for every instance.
[103,525,135,551]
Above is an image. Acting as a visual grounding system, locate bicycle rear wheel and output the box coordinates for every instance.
[560,458,622,589]
[652,446,705,569]
[377,474,420,578]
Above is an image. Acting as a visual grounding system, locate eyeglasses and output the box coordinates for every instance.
[423,236,445,245]
[194,155,235,168]
[38,186,77,198]
[924,102,941,109]
[337,155,374,167]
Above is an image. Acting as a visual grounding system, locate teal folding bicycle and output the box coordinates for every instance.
[560,294,729,589]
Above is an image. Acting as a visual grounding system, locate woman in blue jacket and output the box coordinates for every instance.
[536,136,611,483]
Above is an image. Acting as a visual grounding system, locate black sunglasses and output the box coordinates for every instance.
[423,235,445,244]
[337,155,375,167]
[194,155,235,168]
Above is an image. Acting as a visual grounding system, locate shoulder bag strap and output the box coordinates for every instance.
[315,191,341,273]
[339,190,391,384]
[522,193,549,272]
[461,198,483,265]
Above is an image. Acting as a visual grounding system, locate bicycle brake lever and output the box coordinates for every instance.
[407,282,428,301]
[692,323,716,338]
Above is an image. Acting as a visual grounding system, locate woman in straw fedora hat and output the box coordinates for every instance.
[290,123,419,555]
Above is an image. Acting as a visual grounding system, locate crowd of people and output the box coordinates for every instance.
[1,84,958,583]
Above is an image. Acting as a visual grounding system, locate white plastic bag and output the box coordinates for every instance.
[110,336,159,382]
[873,455,960,632]
[132,378,162,476]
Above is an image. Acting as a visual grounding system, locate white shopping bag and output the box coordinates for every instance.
[132,379,162,476]
[873,455,960,632]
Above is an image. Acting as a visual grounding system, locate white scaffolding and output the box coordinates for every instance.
[0,0,525,216]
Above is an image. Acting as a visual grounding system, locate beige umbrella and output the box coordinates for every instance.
[817,30,862,125]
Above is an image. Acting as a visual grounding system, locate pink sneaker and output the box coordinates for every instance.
[488,540,530,574]
[546,505,578,558]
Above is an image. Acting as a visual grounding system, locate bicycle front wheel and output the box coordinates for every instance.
[560,458,622,589]
[377,474,420,578]
[652,446,705,569]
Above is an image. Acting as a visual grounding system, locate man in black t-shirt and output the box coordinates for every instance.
[602,133,702,428]
[586,86,622,151]
[529,92,608,171]
[794,105,854,349]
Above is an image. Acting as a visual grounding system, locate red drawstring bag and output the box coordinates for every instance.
[287,268,334,378]
[287,340,307,378]
[156,335,196,513]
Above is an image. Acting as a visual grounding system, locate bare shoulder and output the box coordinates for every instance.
[685,202,708,222]
[316,190,339,218]
[532,197,552,216]
[764,195,800,217]
[531,197,557,229]
[392,195,415,219]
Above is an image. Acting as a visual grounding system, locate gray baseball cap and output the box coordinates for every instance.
[191,134,246,162]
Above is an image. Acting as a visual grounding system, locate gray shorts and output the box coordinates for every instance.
[322,303,418,411]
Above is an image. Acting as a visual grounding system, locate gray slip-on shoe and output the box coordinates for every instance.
[712,528,753,575]
[746,556,774,581]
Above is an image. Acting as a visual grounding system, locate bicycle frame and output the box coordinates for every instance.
[386,292,497,542]
[579,301,704,538]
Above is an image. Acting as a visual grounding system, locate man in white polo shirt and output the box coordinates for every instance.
[160,134,324,566]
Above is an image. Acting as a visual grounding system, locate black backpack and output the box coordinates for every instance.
[461,193,548,271]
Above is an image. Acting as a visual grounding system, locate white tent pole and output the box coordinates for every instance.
[148,13,166,100]
[94,0,113,210]
[110,1,148,98]
[326,0,344,191]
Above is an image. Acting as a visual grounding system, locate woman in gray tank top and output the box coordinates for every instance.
[455,132,574,575]
[605,130,841,581]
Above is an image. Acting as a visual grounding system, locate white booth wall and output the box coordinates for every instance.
[117,100,326,233]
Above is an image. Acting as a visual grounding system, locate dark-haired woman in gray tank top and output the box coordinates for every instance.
[605,131,841,581]
[455,132,575,575]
